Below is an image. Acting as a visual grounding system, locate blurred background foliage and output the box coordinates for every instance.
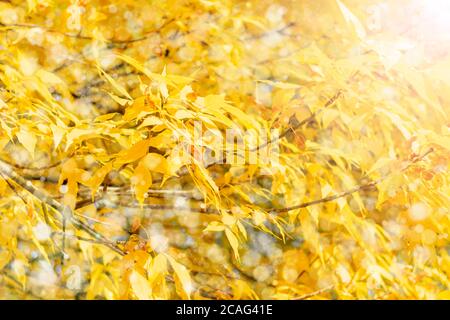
[0,0,449,299]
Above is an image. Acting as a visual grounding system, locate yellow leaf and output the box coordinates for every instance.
[237,221,247,240]
[107,92,131,106]
[116,54,163,83]
[142,153,168,175]
[87,162,113,198]
[238,16,267,30]
[16,127,37,157]
[129,270,152,300]
[174,109,195,120]
[132,159,153,204]
[65,128,101,149]
[114,139,152,166]
[97,65,132,100]
[225,228,240,261]
[50,124,65,149]
[117,54,192,88]
[204,95,255,129]
[58,158,88,209]
[37,70,64,86]
[336,0,366,39]
[165,255,192,299]
[222,213,237,226]
[94,113,118,122]
[123,96,155,122]
[148,254,167,285]
[138,116,163,129]
[204,222,226,232]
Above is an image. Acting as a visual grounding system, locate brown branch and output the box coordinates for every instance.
[275,181,377,213]
[76,197,218,214]
[251,90,343,152]
[291,285,334,300]
[275,148,434,213]
[0,18,175,44]
[0,159,125,255]
[0,157,62,171]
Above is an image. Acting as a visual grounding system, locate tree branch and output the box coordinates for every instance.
[275,148,434,213]
[291,285,334,300]
[0,18,175,44]
[251,90,343,151]
[0,159,125,255]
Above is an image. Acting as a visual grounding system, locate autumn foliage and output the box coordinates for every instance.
[0,0,449,300]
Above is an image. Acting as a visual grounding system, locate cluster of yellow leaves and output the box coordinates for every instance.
[0,0,448,300]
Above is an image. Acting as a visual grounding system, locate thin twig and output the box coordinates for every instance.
[0,18,175,44]
[0,159,125,255]
[252,90,343,151]
[291,285,334,300]
[0,157,62,171]
[275,148,434,213]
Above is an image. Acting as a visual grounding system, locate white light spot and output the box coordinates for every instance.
[33,260,58,286]
[409,203,430,221]
[33,222,51,241]
[59,184,68,194]
[150,234,169,253]
[253,265,272,282]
